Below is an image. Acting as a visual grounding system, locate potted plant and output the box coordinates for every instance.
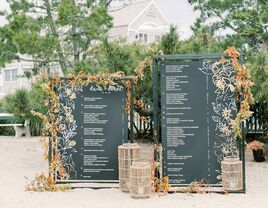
[247,140,266,162]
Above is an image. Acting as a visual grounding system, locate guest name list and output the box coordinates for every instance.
[71,84,128,181]
[161,62,219,185]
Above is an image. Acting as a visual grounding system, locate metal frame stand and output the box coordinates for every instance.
[152,54,246,193]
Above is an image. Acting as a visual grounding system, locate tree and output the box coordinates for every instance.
[178,26,223,54]
[246,52,268,131]
[247,52,268,103]
[188,0,268,52]
[0,0,113,73]
[3,89,31,120]
[160,25,180,54]
[3,81,48,136]
[189,0,268,133]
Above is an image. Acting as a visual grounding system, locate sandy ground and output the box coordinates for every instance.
[0,136,267,208]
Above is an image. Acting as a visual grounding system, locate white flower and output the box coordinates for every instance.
[66,112,74,123]
[219,123,231,136]
[222,108,232,120]
[63,106,71,113]
[65,88,72,96]
[59,124,65,131]
[70,93,76,99]
[215,78,226,91]
[67,140,76,147]
[228,84,235,92]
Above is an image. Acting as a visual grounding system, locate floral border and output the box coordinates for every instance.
[56,81,83,179]
[199,59,238,162]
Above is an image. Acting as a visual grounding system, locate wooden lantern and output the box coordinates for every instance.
[221,157,243,191]
[130,162,151,198]
[118,143,142,192]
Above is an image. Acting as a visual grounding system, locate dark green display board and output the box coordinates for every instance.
[56,83,128,182]
[153,54,245,190]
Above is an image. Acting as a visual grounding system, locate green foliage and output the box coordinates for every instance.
[28,82,48,136]
[247,52,268,132]
[72,60,106,75]
[83,40,150,75]
[28,82,48,115]
[100,39,133,74]
[0,0,113,73]
[188,0,268,52]
[160,26,180,54]
[0,24,18,67]
[178,27,222,54]
[3,89,31,121]
[0,120,16,136]
[2,83,47,136]
[247,52,268,102]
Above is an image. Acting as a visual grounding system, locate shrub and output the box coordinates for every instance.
[3,84,47,136]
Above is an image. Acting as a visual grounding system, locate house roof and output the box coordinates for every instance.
[109,0,153,27]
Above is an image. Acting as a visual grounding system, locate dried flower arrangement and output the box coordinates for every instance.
[247,140,265,151]
[29,71,136,191]
[176,179,211,194]
[28,47,253,193]
[223,47,254,138]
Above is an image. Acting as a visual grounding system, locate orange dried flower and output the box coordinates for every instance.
[247,140,264,151]
[224,47,240,59]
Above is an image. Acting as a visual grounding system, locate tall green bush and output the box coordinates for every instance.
[28,81,48,136]
[3,83,47,136]
[160,26,180,54]
[3,89,31,121]
[247,52,268,132]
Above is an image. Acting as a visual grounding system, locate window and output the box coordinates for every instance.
[155,35,160,42]
[138,33,149,43]
[5,69,18,81]
[144,34,148,43]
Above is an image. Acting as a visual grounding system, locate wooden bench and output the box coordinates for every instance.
[0,111,31,138]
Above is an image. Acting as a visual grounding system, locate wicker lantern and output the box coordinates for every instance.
[130,162,151,198]
[221,157,243,191]
[118,143,142,192]
[140,144,155,164]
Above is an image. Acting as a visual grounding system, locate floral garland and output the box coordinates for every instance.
[29,47,253,192]
[30,71,135,191]
[222,47,254,138]
[198,47,254,160]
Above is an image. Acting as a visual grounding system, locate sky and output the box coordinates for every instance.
[154,0,199,38]
[0,0,199,37]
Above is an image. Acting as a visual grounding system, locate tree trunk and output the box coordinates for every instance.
[72,25,79,61]
[44,0,68,74]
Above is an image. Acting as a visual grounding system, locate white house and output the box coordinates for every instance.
[0,60,61,99]
[109,0,170,43]
[0,0,171,99]
[0,61,33,99]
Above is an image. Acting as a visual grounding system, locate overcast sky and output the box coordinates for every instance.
[0,0,199,36]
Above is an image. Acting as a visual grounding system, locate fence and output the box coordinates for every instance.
[243,102,267,136]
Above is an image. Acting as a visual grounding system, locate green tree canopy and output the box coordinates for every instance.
[247,52,268,102]
[188,0,268,52]
[0,0,113,73]
[3,88,31,120]
[160,25,180,54]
